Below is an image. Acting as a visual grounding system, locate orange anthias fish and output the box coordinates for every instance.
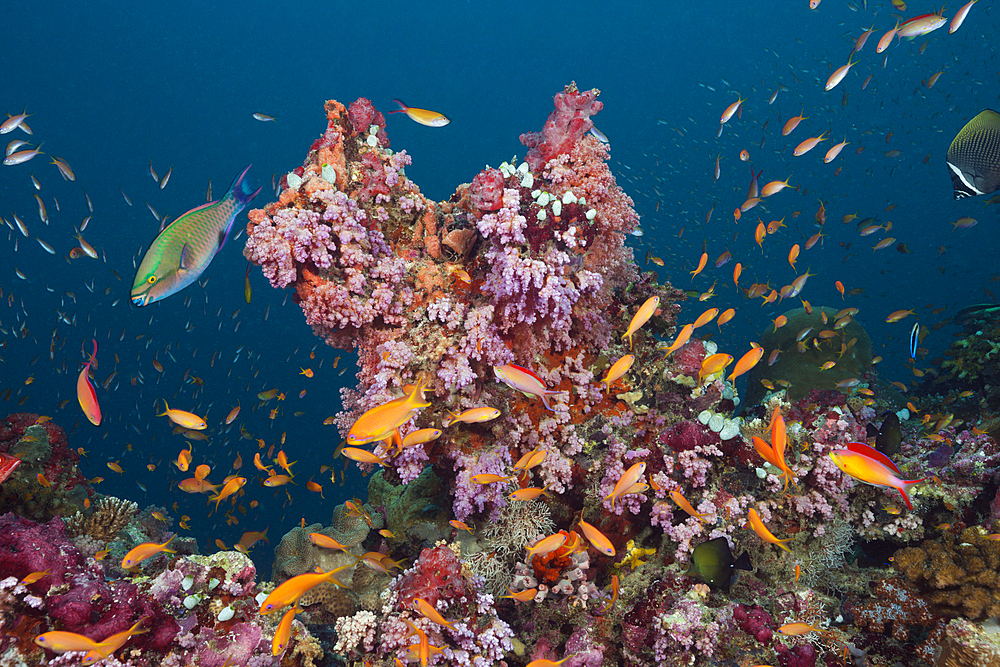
[414,597,457,630]
[728,347,764,381]
[782,109,808,136]
[259,564,353,613]
[698,353,733,386]
[829,448,926,509]
[577,519,616,556]
[272,603,300,656]
[502,588,538,602]
[79,620,148,666]
[751,409,797,492]
[669,486,712,523]
[121,535,176,568]
[793,132,828,156]
[404,619,446,667]
[600,354,635,391]
[309,533,351,551]
[622,296,660,349]
[76,339,101,426]
[346,380,430,446]
[746,507,794,552]
[389,99,450,127]
[604,462,646,510]
[525,532,569,559]
[659,324,694,357]
[35,630,110,654]
[444,407,501,427]
[157,400,207,430]
[209,477,246,512]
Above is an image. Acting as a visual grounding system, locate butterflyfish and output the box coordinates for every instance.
[131,165,262,306]
[946,109,1000,200]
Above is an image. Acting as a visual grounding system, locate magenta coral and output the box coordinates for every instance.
[469,167,505,211]
[520,83,604,171]
[396,546,470,609]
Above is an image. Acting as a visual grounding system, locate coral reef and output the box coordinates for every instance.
[892,526,1000,620]
[0,413,91,521]
[64,495,138,541]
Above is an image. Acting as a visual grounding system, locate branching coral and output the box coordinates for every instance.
[63,496,138,541]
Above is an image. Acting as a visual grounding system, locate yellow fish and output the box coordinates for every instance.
[622,296,659,349]
[698,353,733,385]
[746,507,793,552]
[157,400,207,430]
[347,381,430,446]
[389,99,450,127]
[272,604,300,655]
[443,406,500,427]
[259,565,352,614]
[600,354,634,391]
[121,535,176,568]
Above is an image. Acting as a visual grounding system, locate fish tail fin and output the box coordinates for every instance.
[389,99,407,113]
[776,537,794,553]
[229,165,263,208]
[539,389,561,412]
[896,478,927,510]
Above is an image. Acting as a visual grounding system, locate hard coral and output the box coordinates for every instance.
[64,495,138,541]
[892,527,1000,619]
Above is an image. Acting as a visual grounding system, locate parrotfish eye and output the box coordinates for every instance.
[147,276,157,284]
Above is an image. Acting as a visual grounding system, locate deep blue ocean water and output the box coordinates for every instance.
[1,1,998,575]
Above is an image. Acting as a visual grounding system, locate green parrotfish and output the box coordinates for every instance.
[131,165,261,306]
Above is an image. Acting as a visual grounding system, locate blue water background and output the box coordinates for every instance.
[1,1,998,574]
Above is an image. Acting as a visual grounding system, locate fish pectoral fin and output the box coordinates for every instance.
[178,244,190,271]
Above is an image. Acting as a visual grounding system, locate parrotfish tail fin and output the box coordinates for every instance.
[217,165,262,252]
[390,99,408,113]
[230,165,263,208]
[897,478,927,510]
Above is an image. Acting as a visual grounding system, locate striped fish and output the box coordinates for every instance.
[947,109,1000,200]
[131,165,261,306]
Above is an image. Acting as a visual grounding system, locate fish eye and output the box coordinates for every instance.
[147,276,157,284]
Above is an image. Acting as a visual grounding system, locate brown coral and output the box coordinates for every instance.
[936,618,1000,667]
[298,581,356,619]
[63,496,138,541]
[892,527,1000,619]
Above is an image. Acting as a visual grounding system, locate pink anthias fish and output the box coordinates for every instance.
[829,442,926,510]
[0,453,21,484]
[493,364,562,411]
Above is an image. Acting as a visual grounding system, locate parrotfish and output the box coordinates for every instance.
[131,165,261,306]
